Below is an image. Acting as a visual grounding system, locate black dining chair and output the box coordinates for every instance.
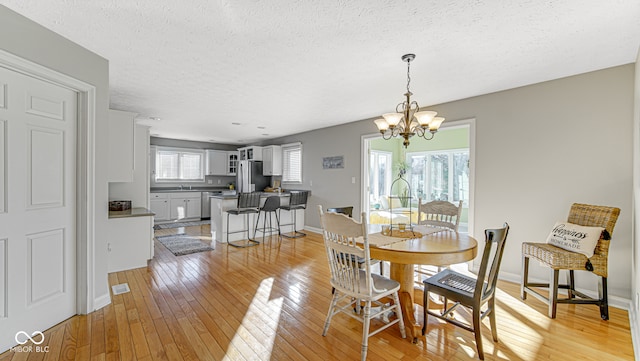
[422,223,509,360]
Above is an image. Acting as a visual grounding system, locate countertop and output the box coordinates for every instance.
[109,207,155,219]
[210,192,291,200]
[150,187,231,193]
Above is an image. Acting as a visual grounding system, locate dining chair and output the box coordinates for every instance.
[318,205,406,361]
[521,203,620,320]
[226,192,261,247]
[417,199,463,231]
[422,223,509,360]
[327,206,385,276]
[415,200,463,285]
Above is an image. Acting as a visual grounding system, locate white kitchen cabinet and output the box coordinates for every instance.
[262,145,282,176]
[151,192,201,222]
[150,145,157,182]
[150,193,170,221]
[238,146,263,161]
[169,192,201,220]
[206,150,228,175]
[227,151,238,175]
[107,214,154,272]
[108,109,136,182]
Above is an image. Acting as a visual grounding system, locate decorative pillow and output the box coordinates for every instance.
[379,196,389,210]
[546,221,604,258]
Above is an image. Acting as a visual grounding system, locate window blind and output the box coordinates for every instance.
[155,147,204,181]
[282,142,302,183]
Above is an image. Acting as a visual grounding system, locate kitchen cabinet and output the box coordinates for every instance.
[107,209,154,272]
[151,192,201,223]
[206,150,227,175]
[169,192,201,220]
[108,109,136,182]
[238,146,263,161]
[262,145,282,176]
[149,193,170,221]
[227,151,238,175]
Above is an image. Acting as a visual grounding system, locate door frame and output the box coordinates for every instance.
[0,50,97,314]
[361,118,476,237]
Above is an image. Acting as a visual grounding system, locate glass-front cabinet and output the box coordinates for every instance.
[227,151,238,175]
[238,146,263,161]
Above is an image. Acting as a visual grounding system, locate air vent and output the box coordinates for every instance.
[111,283,131,295]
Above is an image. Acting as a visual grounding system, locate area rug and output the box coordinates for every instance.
[153,220,210,230]
[156,234,214,256]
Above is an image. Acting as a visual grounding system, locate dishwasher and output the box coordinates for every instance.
[201,192,215,220]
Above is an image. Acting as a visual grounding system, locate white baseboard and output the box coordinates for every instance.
[304,225,322,234]
[93,292,111,311]
[630,304,640,361]
[499,270,631,311]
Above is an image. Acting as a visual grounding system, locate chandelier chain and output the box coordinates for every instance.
[406,59,411,93]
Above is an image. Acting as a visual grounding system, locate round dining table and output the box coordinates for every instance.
[367,229,478,341]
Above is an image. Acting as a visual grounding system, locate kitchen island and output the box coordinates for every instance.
[210,192,306,243]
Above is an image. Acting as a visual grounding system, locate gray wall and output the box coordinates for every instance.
[0,6,111,307]
[266,64,635,300]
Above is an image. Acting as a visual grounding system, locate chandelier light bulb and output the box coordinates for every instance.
[374,118,390,131]
[382,113,403,127]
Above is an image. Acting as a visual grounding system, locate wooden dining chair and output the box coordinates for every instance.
[521,203,620,320]
[327,206,384,276]
[318,205,406,361]
[422,223,509,360]
[417,199,463,231]
[415,200,463,286]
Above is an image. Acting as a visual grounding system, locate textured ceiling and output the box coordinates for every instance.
[2,1,639,144]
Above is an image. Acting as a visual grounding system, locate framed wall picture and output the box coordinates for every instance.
[322,156,344,169]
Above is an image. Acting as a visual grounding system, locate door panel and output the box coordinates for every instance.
[0,66,76,352]
[27,229,65,305]
[28,126,65,208]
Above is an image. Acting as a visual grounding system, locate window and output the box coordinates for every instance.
[155,147,205,181]
[407,149,469,204]
[369,150,392,203]
[282,142,302,183]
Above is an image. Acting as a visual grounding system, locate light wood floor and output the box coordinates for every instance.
[1,225,635,360]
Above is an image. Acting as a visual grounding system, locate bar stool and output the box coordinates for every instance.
[280,190,309,238]
[254,196,281,241]
[226,192,261,247]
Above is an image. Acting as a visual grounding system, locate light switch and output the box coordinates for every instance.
[351,177,356,184]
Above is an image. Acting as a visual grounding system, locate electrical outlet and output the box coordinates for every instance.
[309,180,313,186]
[351,177,356,184]
[107,243,111,252]
[207,179,212,184]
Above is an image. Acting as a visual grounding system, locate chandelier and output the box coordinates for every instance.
[374,54,444,148]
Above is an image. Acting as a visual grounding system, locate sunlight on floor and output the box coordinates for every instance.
[224,277,283,360]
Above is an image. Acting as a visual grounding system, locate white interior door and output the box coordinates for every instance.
[0,66,77,352]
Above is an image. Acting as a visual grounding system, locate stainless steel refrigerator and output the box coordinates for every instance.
[237,160,271,193]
